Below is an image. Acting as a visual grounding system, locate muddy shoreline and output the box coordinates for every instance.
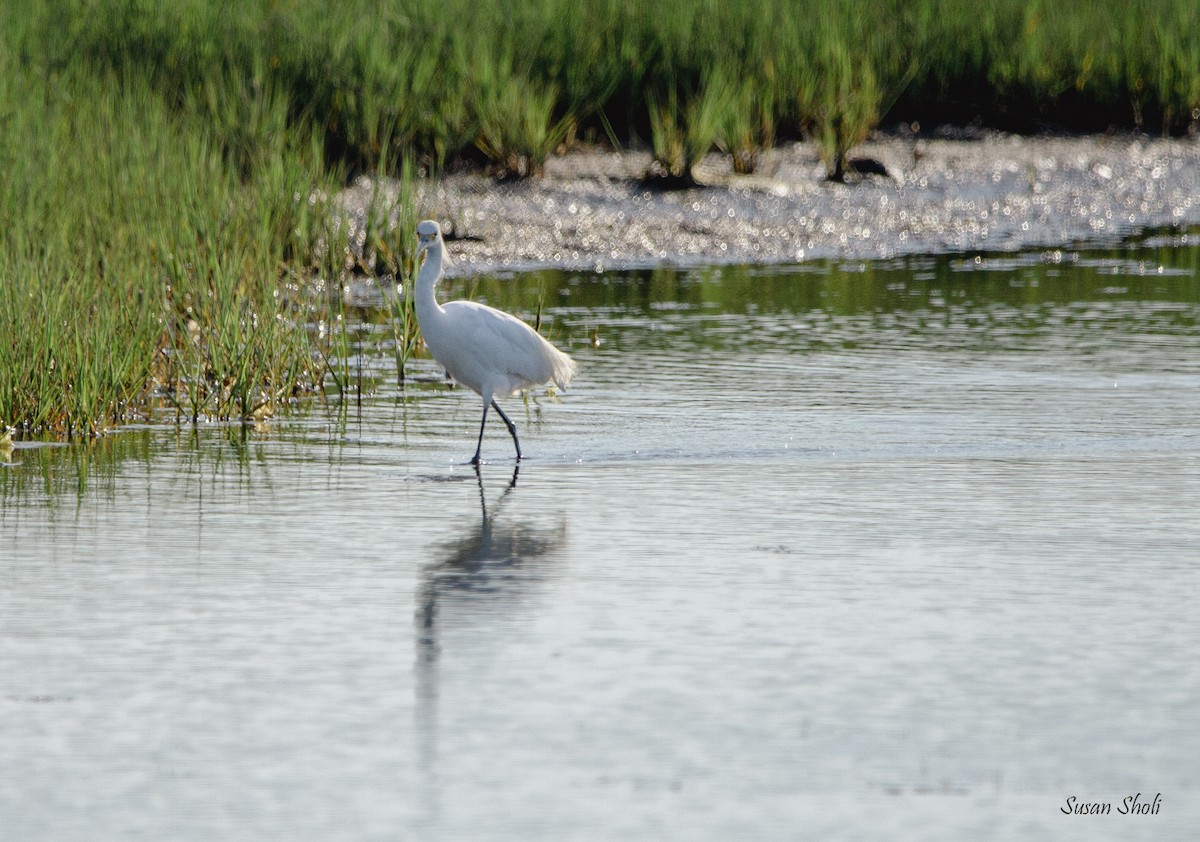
[337,132,1200,278]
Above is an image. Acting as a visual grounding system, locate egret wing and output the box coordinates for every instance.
[443,301,573,394]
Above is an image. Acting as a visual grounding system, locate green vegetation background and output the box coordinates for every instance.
[2,0,1198,436]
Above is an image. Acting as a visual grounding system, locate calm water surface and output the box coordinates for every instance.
[3,238,1199,840]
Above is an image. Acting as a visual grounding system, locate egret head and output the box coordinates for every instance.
[416,220,442,255]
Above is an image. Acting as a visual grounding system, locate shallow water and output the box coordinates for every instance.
[3,236,1200,840]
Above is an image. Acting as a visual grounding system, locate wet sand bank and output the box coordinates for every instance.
[337,132,1200,277]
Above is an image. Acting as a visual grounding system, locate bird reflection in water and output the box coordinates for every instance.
[413,464,567,795]
[415,465,568,645]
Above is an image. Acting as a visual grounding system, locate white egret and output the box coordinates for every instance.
[414,220,576,464]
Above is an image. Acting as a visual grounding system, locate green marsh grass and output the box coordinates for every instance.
[1,41,341,436]
[474,60,569,179]
[5,0,1200,439]
[646,72,738,184]
[36,0,1200,173]
[362,157,425,386]
[646,87,699,183]
[719,79,776,176]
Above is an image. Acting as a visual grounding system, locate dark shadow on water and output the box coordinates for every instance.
[412,463,568,819]
[414,462,569,654]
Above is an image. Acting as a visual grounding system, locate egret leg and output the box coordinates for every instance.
[490,400,522,461]
[471,399,490,466]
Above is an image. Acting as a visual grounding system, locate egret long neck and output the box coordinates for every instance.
[415,242,446,321]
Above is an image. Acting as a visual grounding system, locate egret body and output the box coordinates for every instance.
[414,220,575,464]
